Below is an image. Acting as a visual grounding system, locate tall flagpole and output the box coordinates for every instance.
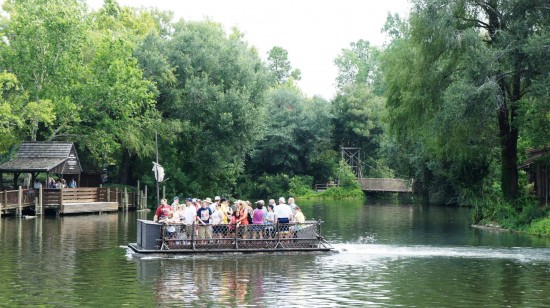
[155,131,160,208]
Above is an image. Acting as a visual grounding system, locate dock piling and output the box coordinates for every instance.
[38,186,43,215]
[17,186,22,218]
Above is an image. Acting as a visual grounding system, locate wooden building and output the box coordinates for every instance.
[0,142,82,189]
[519,146,550,205]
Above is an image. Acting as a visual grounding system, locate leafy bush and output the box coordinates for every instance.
[298,186,364,199]
[335,160,360,189]
[317,186,364,199]
[526,217,550,236]
[289,175,314,197]
[235,174,290,199]
[472,181,545,230]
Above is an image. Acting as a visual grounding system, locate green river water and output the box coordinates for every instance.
[1,199,550,307]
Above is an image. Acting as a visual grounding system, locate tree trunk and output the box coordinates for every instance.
[497,73,520,202]
[488,2,520,202]
[498,116,519,201]
[118,150,131,185]
[118,151,137,186]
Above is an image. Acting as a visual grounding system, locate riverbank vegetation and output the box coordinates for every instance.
[0,0,548,233]
[380,0,550,235]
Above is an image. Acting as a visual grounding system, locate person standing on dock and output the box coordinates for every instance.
[68,178,77,188]
[33,179,42,190]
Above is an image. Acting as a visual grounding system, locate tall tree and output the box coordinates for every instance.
[247,85,333,180]
[0,0,87,141]
[333,40,389,177]
[87,1,166,182]
[154,20,270,196]
[334,39,381,92]
[0,72,26,153]
[382,0,550,203]
[266,46,301,85]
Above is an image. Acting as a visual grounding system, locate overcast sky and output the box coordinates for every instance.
[88,0,411,99]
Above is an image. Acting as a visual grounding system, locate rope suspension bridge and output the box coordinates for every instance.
[342,147,412,193]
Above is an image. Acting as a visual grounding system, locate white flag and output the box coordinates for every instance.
[152,162,165,182]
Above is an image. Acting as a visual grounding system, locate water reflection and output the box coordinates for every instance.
[2,201,550,306]
[131,241,550,307]
[138,254,311,306]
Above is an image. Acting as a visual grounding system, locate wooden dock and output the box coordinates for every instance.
[0,187,34,216]
[1,187,137,216]
[43,187,119,214]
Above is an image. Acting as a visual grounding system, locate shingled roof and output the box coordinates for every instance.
[0,142,82,174]
[518,146,550,169]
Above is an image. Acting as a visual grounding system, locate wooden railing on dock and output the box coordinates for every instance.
[0,188,33,210]
[43,187,120,204]
[314,183,339,191]
[1,186,140,216]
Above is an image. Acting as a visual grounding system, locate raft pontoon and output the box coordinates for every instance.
[128,219,334,254]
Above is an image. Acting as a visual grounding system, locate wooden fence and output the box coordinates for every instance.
[1,186,139,216]
[314,183,339,191]
[0,187,33,211]
[43,188,120,205]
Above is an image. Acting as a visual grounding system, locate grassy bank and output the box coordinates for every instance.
[474,197,550,237]
[525,217,550,236]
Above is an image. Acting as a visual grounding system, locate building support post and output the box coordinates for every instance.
[17,186,23,218]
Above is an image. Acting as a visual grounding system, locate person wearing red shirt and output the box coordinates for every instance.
[153,199,172,222]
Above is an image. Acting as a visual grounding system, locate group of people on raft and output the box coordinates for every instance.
[153,196,306,242]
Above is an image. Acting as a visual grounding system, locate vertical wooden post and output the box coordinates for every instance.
[3,190,7,216]
[59,187,64,215]
[107,188,111,202]
[17,186,23,218]
[0,191,3,218]
[124,187,128,211]
[37,185,43,215]
[144,185,148,209]
[137,180,140,209]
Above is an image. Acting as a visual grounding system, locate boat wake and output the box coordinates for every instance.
[331,243,550,262]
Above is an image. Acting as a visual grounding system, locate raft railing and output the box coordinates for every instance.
[155,220,330,251]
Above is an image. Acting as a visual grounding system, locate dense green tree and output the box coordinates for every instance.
[150,20,270,196]
[246,85,333,181]
[0,0,87,142]
[381,0,550,205]
[333,40,390,178]
[334,39,381,92]
[266,46,301,85]
[73,0,165,184]
[0,72,26,153]
[332,86,384,153]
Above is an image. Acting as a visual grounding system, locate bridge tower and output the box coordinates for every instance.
[341,147,363,179]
